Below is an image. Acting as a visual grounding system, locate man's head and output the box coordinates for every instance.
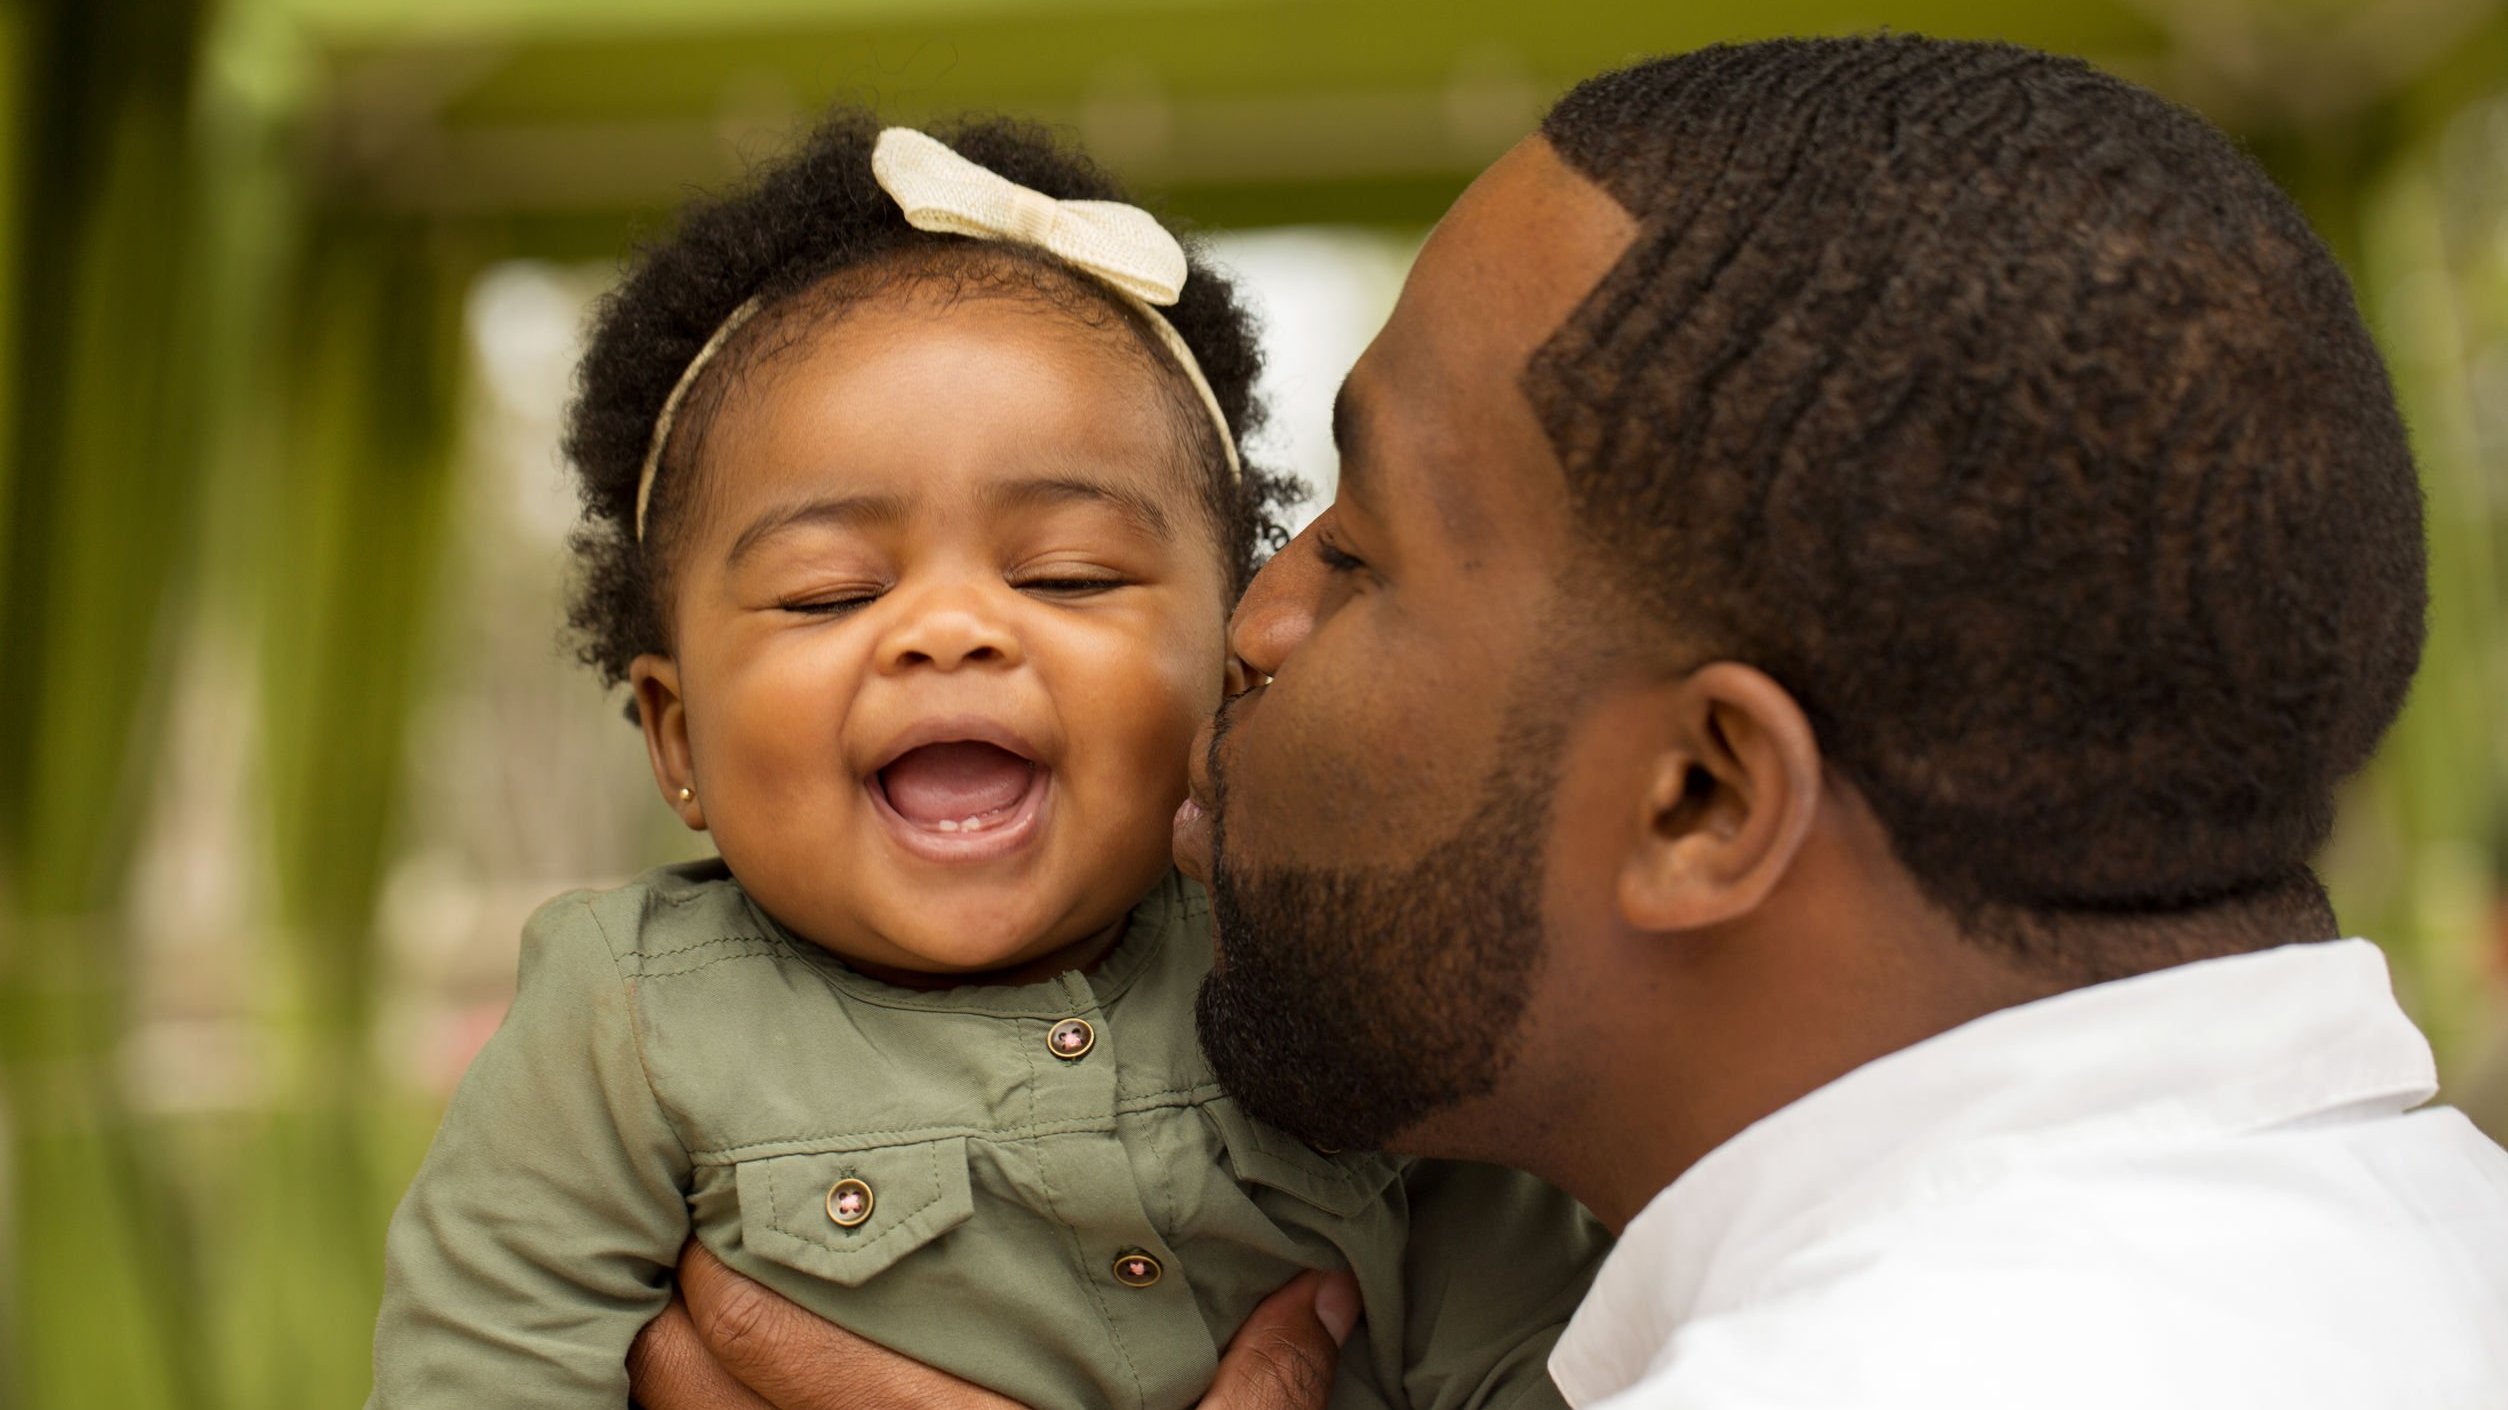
[1188,36,2425,1187]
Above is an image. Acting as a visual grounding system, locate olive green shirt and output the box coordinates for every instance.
[370,861,1607,1409]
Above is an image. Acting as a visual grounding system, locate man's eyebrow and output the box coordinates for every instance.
[1330,377,1373,505]
[983,474,1173,540]
[725,492,911,566]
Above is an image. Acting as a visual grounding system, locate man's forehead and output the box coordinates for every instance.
[1350,139,1635,532]
[1412,139,1635,346]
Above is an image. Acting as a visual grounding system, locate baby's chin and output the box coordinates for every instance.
[871,927,1128,991]
[729,825,1175,984]
[769,889,1133,988]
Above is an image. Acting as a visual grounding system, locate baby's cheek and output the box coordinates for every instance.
[1070,605,1223,762]
[1093,681,1200,806]
[1156,596,1231,714]
[1140,628,1226,774]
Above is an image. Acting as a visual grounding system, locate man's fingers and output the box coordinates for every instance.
[1200,1270,1358,1410]
[678,1241,1020,1409]
[627,1291,779,1410]
[655,1242,1354,1410]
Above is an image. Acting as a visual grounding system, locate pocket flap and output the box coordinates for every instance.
[735,1136,975,1288]
[1206,1100,1399,1219]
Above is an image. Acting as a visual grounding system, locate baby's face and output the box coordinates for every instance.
[635,291,1231,977]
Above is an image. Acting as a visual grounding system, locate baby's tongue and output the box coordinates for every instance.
[880,742,1034,826]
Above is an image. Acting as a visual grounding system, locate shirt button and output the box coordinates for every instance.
[1112,1249,1163,1288]
[825,1178,875,1229]
[1047,1017,1096,1061]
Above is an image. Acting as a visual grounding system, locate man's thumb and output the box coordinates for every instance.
[1201,1270,1361,1409]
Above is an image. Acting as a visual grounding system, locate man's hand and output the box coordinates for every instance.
[1204,1266,1363,1409]
[627,1242,1014,1410]
[627,1242,1360,1410]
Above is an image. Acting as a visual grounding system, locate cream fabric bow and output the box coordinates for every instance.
[872,127,1189,306]
[872,127,1240,483]
[634,128,1242,540]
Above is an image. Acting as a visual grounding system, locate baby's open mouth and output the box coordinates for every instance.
[875,741,1040,836]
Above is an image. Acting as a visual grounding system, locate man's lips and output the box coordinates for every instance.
[1172,794,1213,886]
[1172,705,1229,886]
[1184,713,1219,814]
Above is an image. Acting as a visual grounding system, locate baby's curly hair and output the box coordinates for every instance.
[561,108,1299,695]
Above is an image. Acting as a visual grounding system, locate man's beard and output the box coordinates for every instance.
[1193,705,1561,1153]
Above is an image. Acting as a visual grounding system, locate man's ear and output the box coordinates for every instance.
[1618,662,1821,933]
[629,653,706,832]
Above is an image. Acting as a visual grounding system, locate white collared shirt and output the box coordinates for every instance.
[1549,939,2508,1410]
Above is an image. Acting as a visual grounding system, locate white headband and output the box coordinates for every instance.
[632,126,1241,541]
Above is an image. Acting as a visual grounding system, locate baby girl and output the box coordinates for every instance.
[369,109,1604,1410]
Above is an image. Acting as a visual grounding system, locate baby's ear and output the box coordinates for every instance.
[1616,663,1822,934]
[628,654,705,831]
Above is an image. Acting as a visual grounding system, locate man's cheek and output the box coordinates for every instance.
[1237,680,1452,870]
[1224,702,1362,867]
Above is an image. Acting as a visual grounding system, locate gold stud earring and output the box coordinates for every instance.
[677,785,694,803]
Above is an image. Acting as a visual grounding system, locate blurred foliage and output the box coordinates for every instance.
[0,1,2501,1407]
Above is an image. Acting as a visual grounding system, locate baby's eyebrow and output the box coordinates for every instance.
[984,475,1173,541]
[726,492,911,566]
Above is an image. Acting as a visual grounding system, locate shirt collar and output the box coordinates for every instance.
[1549,938,2439,1406]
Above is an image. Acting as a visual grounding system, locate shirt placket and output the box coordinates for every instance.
[1020,969,1215,1409]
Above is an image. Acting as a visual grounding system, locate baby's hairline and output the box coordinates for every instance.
[639,245,1241,609]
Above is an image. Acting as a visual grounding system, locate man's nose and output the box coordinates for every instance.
[876,587,1024,674]
[1228,520,1327,678]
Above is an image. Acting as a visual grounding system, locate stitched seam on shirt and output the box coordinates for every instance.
[684,1086,1223,1162]
[581,896,697,1168]
[690,1117,1121,1163]
[1148,1110,1179,1242]
[635,950,789,981]
[1112,1083,1226,1113]
[639,933,774,960]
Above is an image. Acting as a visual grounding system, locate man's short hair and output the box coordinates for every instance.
[1530,36,2425,979]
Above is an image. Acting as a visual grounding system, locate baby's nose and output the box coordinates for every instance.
[878,601,1023,674]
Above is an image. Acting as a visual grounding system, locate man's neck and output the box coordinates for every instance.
[1525,891,2338,1231]
[1488,820,2066,1230]
[1581,940,2059,1231]
[1396,794,2342,1233]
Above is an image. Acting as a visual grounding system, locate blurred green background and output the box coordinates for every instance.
[1,0,2504,1405]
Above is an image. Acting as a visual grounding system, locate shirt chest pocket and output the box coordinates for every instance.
[734,1136,976,1288]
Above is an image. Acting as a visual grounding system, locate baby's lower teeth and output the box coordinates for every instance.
[930,814,995,835]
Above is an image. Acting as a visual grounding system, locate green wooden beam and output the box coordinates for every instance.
[297,0,2171,237]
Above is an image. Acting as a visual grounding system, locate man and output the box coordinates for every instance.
[631,35,2508,1409]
